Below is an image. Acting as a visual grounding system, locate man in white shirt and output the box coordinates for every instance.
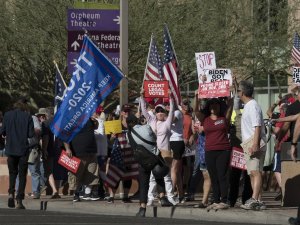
[238,80,266,210]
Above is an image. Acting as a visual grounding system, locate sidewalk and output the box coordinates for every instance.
[0,193,296,224]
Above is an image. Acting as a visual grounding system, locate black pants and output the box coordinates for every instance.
[138,166,165,204]
[205,150,231,204]
[7,155,28,200]
[228,167,252,206]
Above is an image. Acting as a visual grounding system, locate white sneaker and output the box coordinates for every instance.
[147,199,154,206]
[168,196,179,206]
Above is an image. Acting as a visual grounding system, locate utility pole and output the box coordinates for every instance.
[120,0,128,106]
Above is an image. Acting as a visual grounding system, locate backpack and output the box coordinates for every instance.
[127,127,167,172]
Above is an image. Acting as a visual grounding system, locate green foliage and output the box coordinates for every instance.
[0,0,299,111]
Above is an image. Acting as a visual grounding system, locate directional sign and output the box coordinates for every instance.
[67,8,120,75]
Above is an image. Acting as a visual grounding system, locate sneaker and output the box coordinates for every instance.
[147,199,154,206]
[8,197,15,208]
[136,207,146,217]
[107,197,114,203]
[15,200,25,210]
[82,193,100,201]
[193,202,207,208]
[257,200,267,210]
[289,217,300,225]
[160,196,173,207]
[167,196,179,206]
[50,192,61,199]
[213,202,230,210]
[240,198,259,210]
[73,194,80,202]
[122,197,132,203]
[179,197,185,204]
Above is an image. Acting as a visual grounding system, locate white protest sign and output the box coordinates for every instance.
[204,69,232,85]
[293,67,300,84]
[195,52,216,82]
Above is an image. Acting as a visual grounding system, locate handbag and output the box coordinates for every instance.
[28,147,39,164]
[128,128,168,172]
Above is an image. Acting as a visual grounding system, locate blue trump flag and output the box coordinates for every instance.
[50,36,124,142]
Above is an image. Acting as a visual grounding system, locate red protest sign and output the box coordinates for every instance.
[198,80,230,98]
[144,80,169,98]
[230,147,247,170]
[58,150,81,174]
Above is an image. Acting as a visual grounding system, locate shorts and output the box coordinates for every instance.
[170,141,185,160]
[244,147,266,175]
[273,152,281,173]
[75,154,99,188]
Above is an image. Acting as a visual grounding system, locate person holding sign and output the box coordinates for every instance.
[140,88,176,206]
[194,90,233,210]
[64,118,100,202]
[238,80,267,210]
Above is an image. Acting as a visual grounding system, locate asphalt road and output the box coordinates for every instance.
[0,208,270,225]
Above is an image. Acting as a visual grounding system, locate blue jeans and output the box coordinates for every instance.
[28,157,46,194]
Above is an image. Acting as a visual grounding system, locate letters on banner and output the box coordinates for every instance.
[144,80,169,98]
[204,69,232,85]
[104,120,122,135]
[58,150,81,174]
[230,147,246,170]
[50,36,124,143]
[198,80,230,98]
[195,52,216,83]
[293,67,300,84]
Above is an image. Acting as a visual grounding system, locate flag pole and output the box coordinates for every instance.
[53,60,67,88]
[164,24,180,70]
[142,34,154,87]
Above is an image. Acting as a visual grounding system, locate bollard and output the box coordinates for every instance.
[170,206,176,218]
[40,201,43,210]
[153,206,157,218]
[43,201,48,211]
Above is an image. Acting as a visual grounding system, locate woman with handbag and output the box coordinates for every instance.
[126,114,171,217]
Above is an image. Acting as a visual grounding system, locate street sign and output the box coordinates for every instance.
[67,8,120,75]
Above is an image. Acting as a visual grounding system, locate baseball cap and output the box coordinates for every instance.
[155,104,166,113]
[96,105,104,114]
[35,108,49,116]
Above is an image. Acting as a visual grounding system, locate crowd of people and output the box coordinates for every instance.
[0,79,300,221]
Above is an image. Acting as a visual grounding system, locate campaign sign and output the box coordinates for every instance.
[230,147,246,170]
[58,150,81,174]
[195,52,216,83]
[204,69,232,85]
[293,67,300,84]
[198,80,230,98]
[50,36,124,143]
[144,80,169,98]
[104,120,122,135]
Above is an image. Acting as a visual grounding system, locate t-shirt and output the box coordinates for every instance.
[203,116,231,151]
[170,110,184,141]
[285,100,300,141]
[71,119,97,156]
[183,114,193,141]
[241,99,266,142]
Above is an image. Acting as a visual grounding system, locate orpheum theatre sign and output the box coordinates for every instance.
[67,9,120,74]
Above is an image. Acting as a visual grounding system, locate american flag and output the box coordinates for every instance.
[54,63,67,111]
[163,25,182,106]
[105,138,125,188]
[104,134,139,188]
[292,32,300,65]
[144,35,164,81]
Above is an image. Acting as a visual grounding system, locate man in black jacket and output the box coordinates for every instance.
[0,100,34,209]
